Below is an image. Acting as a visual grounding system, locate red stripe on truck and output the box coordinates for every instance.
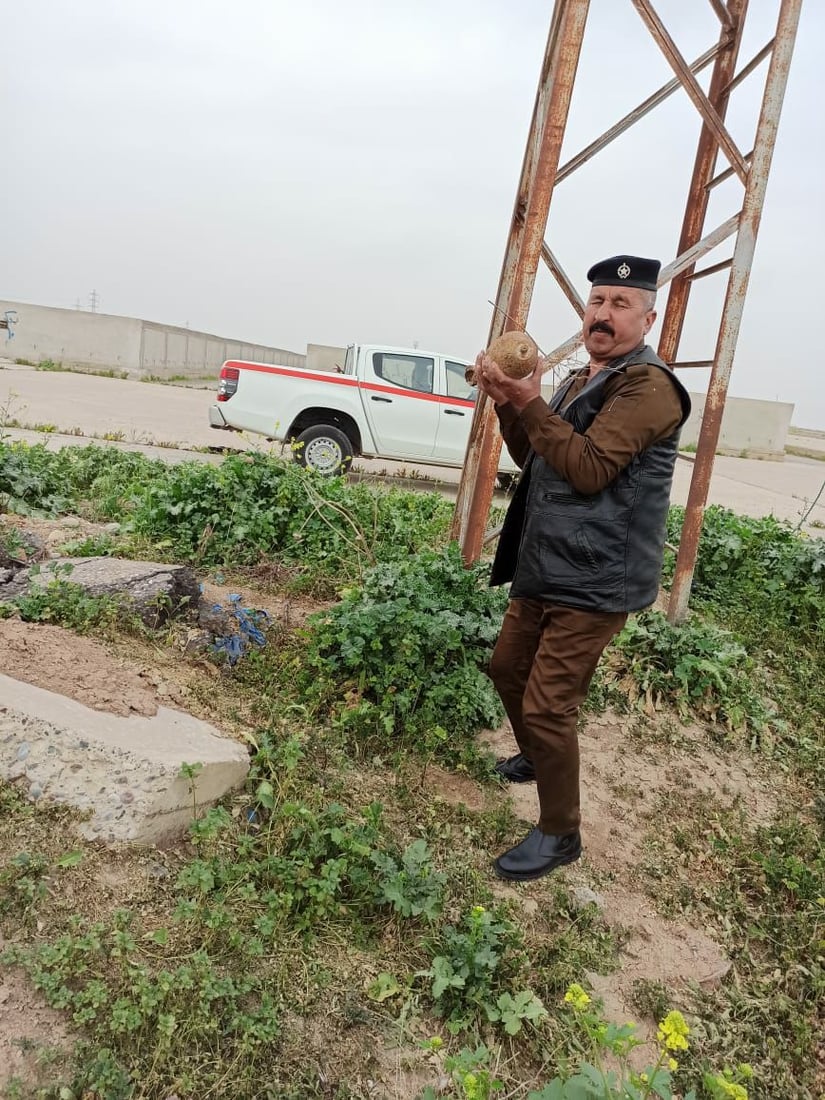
[223,360,476,410]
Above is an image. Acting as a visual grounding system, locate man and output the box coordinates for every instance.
[475,255,691,882]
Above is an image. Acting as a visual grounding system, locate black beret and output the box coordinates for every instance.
[587,255,660,292]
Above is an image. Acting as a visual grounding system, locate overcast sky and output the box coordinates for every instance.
[3,1,824,426]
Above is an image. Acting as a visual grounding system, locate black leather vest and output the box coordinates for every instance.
[491,347,691,612]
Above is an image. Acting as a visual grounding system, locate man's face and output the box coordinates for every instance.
[582,285,656,363]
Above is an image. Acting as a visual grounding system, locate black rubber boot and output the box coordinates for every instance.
[493,752,536,784]
[493,826,581,881]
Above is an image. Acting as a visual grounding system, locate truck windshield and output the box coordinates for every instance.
[344,346,355,376]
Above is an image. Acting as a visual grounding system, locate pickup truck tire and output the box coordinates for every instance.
[294,424,354,475]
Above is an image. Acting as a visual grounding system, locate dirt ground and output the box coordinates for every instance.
[0,619,166,716]
[0,516,787,1093]
[0,957,71,1092]
[475,719,760,1057]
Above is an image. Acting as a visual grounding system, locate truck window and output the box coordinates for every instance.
[344,346,355,376]
[372,353,434,394]
[445,360,476,401]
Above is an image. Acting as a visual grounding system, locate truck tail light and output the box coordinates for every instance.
[217,365,240,402]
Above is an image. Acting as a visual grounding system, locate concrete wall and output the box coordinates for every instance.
[1,300,142,371]
[139,321,305,378]
[682,392,794,460]
[0,300,306,380]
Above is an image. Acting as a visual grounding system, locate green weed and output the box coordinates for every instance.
[302,544,505,768]
[664,506,824,785]
[7,568,126,632]
[425,903,544,1036]
[420,1040,503,1099]
[607,611,771,737]
[56,532,118,557]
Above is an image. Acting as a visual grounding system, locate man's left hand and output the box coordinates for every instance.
[477,354,542,410]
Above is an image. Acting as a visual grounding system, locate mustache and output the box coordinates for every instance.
[589,321,615,337]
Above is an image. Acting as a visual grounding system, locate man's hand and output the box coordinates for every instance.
[475,351,542,411]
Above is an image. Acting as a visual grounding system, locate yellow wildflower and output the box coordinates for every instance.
[429,1036,443,1051]
[668,1058,678,1071]
[563,983,592,1011]
[657,1010,690,1052]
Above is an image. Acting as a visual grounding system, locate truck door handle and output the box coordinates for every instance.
[371,396,392,403]
[444,409,465,416]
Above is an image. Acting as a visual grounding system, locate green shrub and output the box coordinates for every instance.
[303,544,506,763]
[665,506,825,640]
[664,506,824,782]
[8,575,124,633]
[425,904,545,1036]
[0,441,164,518]
[128,452,453,572]
[608,610,770,734]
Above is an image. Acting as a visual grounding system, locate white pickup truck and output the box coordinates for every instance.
[208,342,518,483]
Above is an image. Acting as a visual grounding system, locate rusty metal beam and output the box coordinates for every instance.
[657,0,748,367]
[688,258,733,280]
[452,0,590,559]
[540,243,585,316]
[723,39,775,95]
[555,43,721,184]
[658,212,741,284]
[707,150,754,190]
[708,0,734,26]
[668,0,804,623]
[631,0,750,184]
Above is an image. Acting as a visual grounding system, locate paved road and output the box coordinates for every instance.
[2,365,824,528]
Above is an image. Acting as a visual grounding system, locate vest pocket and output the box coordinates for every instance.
[537,523,600,578]
[575,527,599,572]
[542,489,596,506]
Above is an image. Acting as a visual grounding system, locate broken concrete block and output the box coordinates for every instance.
[0,673,249,845]
[6,558,200,626]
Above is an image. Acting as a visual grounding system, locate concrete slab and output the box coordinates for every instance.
[0,673,249,845]
[4,558,201,626]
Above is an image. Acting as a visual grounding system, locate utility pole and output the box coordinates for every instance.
[88,289,100,313]
[452,0,803,624]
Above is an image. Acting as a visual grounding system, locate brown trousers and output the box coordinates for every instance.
[488,599,627,835]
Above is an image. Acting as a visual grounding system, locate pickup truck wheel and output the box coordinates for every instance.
[294,425,354,475]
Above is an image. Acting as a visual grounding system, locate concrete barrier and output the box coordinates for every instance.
[0,300,141,371]
[0,299,306,381]
[681,392,794,460]
[0,673,250,846]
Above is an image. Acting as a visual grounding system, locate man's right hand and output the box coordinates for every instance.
[475,351,512,406]
[477,352,541,411]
